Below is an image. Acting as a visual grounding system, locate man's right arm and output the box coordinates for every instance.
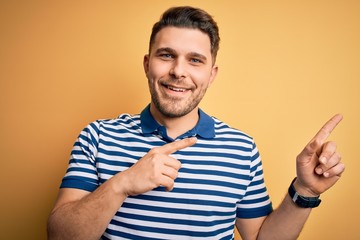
[47,172,129,240]
[47,137,197,240]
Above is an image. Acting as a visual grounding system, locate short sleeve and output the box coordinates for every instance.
[236,142,273,218]
[60,121,101,192]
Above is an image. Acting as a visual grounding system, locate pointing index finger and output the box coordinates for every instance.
[312,114,343,144]
[159,137,197,155]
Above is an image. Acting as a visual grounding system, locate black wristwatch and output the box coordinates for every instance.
[288,178,321,208]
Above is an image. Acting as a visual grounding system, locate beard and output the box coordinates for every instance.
[149,79,208,118]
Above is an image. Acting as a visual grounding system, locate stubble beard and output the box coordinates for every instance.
[149,81,208,118]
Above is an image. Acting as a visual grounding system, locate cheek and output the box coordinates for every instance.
[148,61,170,79]
[190,71,213,88]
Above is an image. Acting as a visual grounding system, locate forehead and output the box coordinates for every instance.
[151,27,212,56]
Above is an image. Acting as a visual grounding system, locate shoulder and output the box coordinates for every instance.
[79,113,142,138]
[88,113,141,129]
[212,116,254,144]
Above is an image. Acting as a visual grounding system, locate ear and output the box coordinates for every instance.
[208,65,218,87]
[143,54,150,74]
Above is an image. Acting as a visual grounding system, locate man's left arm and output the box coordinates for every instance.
[236,114,345,240]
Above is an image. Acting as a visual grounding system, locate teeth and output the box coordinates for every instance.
[168,86,186,92]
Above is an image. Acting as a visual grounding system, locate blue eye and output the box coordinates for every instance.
[162,54,173,58]
[191,59,201,63]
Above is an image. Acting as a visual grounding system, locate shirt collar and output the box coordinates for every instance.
[140,104,215,139]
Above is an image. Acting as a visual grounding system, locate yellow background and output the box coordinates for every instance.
[1,1,359,239]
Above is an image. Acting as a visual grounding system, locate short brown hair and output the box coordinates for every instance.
[149,6,220,63]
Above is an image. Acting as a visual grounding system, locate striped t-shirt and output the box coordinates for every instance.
[60,105,273,239]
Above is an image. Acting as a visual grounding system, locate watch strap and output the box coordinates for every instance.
[288,178,321,208]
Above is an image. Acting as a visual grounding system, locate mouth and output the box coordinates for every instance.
[166,85,187,92]
[162,83,190,93]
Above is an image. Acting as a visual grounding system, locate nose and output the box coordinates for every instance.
[169,58,187,79]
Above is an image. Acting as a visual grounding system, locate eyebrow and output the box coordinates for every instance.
[188,52,207,62]
[154,47,176,55]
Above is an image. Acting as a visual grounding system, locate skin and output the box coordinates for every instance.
[47,26,345,240]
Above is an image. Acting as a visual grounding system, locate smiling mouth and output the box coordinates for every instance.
[166,85,187,92]
[161,82,190,93]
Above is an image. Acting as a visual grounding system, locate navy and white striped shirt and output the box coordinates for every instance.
[61,105,272,239]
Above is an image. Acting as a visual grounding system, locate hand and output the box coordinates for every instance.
[295,114,345,197]
[121,137,197,196]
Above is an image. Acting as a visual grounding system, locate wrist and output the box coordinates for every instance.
[292,178,319,197]
[111,172,130,198]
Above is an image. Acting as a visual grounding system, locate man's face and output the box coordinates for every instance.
[144,27,218,119]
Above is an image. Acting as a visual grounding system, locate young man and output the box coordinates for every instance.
[47,6,345,240]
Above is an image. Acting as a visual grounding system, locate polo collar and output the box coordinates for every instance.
[140,105,215,139]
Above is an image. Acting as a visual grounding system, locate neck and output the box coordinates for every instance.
[150,104,199,139]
